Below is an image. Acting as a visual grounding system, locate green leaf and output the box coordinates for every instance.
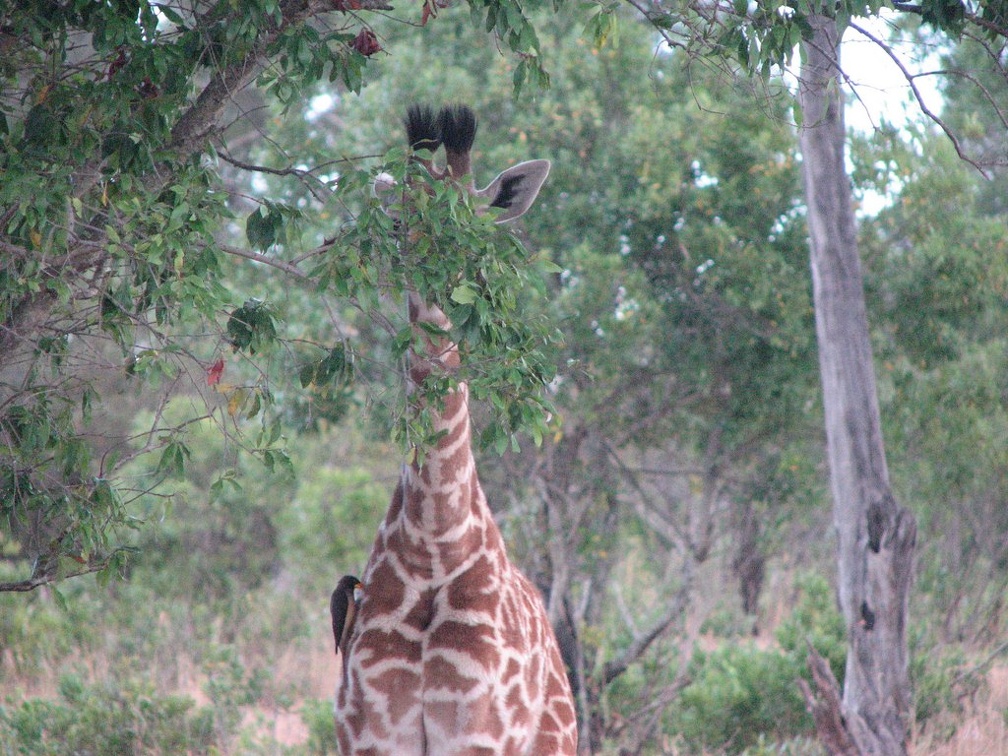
[299,362,316,388]
[245,206,280,251]
[450,284,479,305]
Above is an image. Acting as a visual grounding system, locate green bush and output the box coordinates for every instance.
[0,674,214,755]
[668,574,846,753]
[775,572,847,686]
[202,643,267,746]
[276,464,388,585]
[670,643,813,753]
[116,404,295,602]
[302,697,339,755]
[0,585,101,682]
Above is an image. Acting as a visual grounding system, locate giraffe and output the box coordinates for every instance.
[332,104,578,755]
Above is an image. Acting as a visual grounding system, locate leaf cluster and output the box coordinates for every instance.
[0,0,402,589]
[314,154,561,453]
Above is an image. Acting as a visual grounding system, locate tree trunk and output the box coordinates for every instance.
[797,14,917,755]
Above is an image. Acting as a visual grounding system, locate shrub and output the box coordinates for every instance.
[302,697,339,755]
[775,572,846,685]
[670,643,813,753]
[202,644,267,747]
[909,624,983,742]
[0,674,214,754]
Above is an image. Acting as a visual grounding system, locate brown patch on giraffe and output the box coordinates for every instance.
[370,668,422,725]
[346,693,391,741]
[428,619,500,669]
[426,699,461,731]
[446,555,498,614]
[435,534,484,571]
[427,696,505,743]
[485,701,507,740]
[469,481,489,520]
[385,480,404,521]
[530,729,567,755]
[537,710,563,736]
[424,655,480,694]
[402,588,435,631]
[383,526,435,580]
[502,657,521,682]
[358,627,422,666]
[546,667,570,698]
[505,684,531,726]
[365,558,406,610]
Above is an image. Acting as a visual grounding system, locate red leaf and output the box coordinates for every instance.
[351,29,382,56]
[207,358,225,387]
[421,0,449,26]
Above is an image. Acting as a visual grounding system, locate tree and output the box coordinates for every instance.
[797,15,916,754]
[856,121,1008,649]
[0,0,555,592]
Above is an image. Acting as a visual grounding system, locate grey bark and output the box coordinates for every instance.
[797,14,917,756]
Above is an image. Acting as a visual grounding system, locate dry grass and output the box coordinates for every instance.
[913,665,1008,756]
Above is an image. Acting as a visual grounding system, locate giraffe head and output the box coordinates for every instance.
[378,103,551,224]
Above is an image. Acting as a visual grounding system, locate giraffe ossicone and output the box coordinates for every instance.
[331,104,577,755]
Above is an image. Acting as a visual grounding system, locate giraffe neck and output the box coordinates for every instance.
[335,105,577,755]
[400,291,481,547]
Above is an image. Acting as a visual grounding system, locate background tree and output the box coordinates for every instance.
[596,0,1008,750]
[797,16,916,754]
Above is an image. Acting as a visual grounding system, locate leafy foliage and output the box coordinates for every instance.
[0,0,566,591]
[671,643,812,752]
[0,674,215,755]
[775,572,847,685]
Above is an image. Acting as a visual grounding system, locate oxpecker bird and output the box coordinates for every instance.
[330,575,362,658]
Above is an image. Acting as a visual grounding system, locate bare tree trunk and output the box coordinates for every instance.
[797,14,917,756]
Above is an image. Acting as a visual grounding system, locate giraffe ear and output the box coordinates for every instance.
[476,159,550,224]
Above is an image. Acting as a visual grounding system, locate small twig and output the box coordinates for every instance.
[218,150,321,178]
[218,243,309,279]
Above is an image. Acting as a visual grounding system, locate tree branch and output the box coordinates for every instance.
[0,549,133,593]
[602,560,694,685]
[218,243,311,279]
[849,20,992,177]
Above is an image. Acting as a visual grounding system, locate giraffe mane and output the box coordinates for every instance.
[438,104,477,155]
[404,103,441,152]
